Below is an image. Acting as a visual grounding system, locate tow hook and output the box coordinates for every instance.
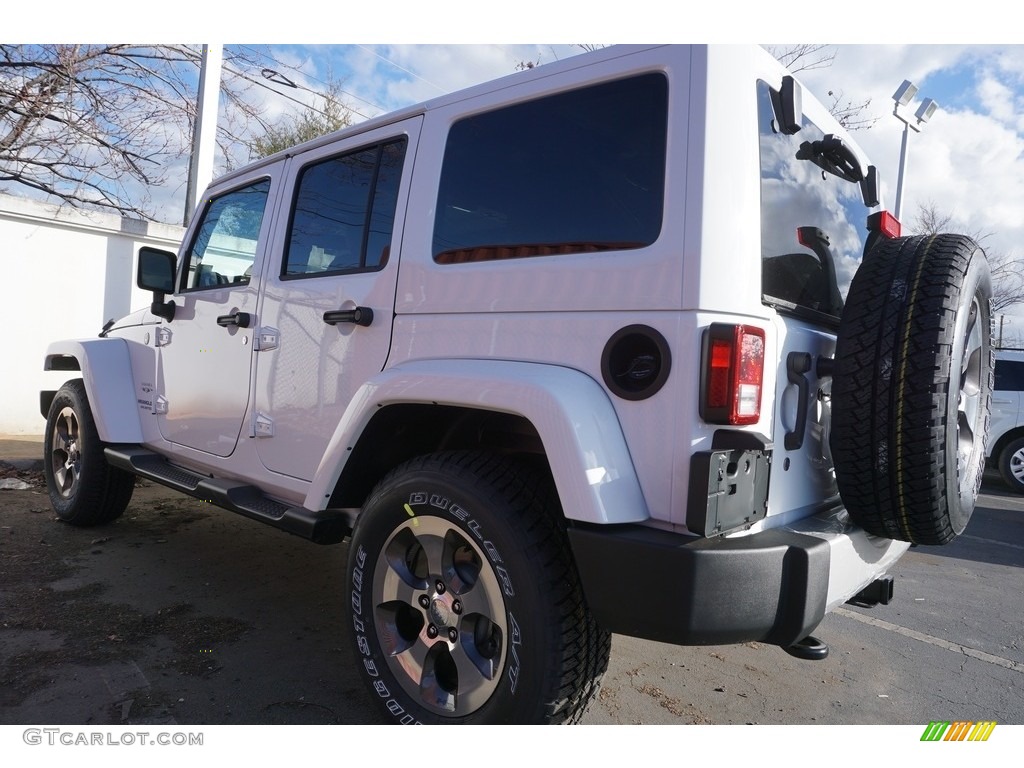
[783,635,829,661]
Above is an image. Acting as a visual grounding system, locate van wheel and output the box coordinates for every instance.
[831,235,993,545]
[997,437,1024,494]
[43,379,135,526]
[345,451,610,724]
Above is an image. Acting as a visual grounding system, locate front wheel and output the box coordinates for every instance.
[43,379,135,526]
[346,452,609,724]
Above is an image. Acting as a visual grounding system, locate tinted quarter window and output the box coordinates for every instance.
[433,73,667,263]
[284,139,407,277]
[995,359,1024,391]
[183,179,271,290]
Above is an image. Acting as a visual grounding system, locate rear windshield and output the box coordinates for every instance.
[757,80,870,327]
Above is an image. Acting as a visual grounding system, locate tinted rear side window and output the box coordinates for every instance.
[995,359,1024,391]
[433,73,667,264]
[284,139,407,277]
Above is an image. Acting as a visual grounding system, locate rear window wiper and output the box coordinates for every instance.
[796,134,863,183]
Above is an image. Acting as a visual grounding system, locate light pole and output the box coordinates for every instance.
[892,79,939,221]
[184,44,223,227]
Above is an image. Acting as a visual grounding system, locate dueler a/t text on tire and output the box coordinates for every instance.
[832,235,993,545]
[43,379,135,526]
[346,451,610,724]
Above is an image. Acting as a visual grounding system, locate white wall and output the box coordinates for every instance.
[0,194,184,434]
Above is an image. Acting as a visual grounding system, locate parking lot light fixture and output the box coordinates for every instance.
[892,80,940,220]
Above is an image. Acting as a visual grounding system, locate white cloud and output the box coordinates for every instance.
[337,44,585,115]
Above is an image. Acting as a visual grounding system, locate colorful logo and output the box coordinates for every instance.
[920,721,997,742]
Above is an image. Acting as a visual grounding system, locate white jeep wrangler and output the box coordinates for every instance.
[41,44,993,724]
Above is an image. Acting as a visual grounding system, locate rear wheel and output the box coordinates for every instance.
[832,235,993,544]
[346,451,609,724]
[43,379,134,526]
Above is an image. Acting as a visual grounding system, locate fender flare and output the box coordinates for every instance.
[306,359,650,525]
[43,339,144,443]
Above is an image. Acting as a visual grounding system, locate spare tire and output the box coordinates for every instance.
[831,234,993,545]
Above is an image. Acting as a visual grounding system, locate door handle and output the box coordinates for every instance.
[217,311,252,328]
[323,307,374,327]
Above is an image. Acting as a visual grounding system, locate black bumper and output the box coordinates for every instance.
[567,523,830,647]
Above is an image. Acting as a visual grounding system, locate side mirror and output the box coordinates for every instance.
[138,246,177,322]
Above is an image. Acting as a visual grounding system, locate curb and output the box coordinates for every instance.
[0,458,44,472]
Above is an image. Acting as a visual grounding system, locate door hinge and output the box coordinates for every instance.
[252,411,274,438]
[153,394,169,415]
[155,327,172,347]
[254,326,280,351]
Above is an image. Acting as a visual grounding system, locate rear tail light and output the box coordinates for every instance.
[701,324,766,426]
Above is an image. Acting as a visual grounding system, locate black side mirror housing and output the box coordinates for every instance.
[138,246,177,322]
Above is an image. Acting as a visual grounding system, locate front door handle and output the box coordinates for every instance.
[217,311,252,328]
[323,307,373,327]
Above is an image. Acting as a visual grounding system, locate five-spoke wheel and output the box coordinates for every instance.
[346,452,609,724]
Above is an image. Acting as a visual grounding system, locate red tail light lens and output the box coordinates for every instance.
[701,324,766,426]
[867,210,902,239]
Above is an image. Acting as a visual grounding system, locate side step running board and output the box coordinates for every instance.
[105,445,353,544]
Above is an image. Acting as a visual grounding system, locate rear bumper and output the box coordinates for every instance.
[568,510,909,647]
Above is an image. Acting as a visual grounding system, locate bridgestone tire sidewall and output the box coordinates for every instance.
[832,235,993,545]
[346,456,566,724]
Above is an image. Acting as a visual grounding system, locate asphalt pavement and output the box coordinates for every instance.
[0,435,1021,730]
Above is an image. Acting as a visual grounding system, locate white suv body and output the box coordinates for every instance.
[40,44,991,724]
[988,349,1024,491]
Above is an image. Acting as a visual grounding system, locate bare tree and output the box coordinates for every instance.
[766,45,877,131]
[911,200,1024,315]
[0,44,274,219]
[249,78,353,160]
[766,44,836,72]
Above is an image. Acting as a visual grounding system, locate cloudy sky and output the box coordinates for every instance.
[218,41,1023,331]
[11,2,1023,337]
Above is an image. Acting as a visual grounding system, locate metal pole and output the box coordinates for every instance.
[184,44,223,227]
[894,120,910,221]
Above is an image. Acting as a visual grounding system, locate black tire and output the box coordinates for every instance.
[832,234,993,545]
[43,379,135,526]
[998,436,1024,494]
[346,451,610,724]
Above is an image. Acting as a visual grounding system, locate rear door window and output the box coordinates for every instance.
[283,139,406,277]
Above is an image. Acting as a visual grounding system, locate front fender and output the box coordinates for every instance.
[44,339,144,443]
[306,359,650,525]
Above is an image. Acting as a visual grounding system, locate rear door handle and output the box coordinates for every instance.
[217,311,252,328]
[323,307,373,327]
